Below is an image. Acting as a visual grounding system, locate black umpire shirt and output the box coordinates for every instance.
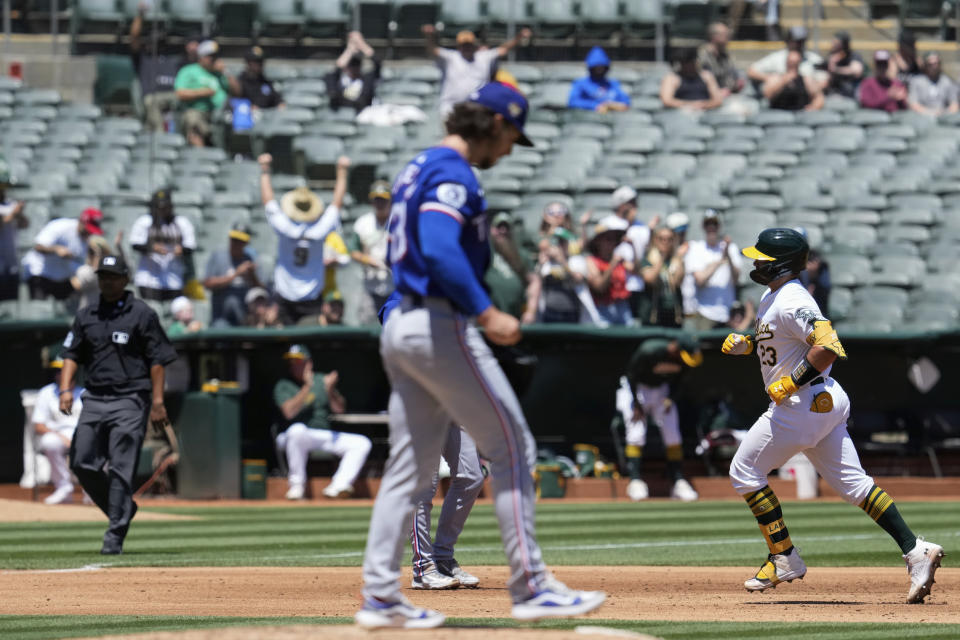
[63,290,178,395]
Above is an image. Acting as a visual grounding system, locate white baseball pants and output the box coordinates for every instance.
[276,423,372,490]
[38,429,75,492]
[616,379,682,448]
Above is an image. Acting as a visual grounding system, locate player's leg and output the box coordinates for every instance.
[39,431,74,504]
[283,423,311,499]
[100,393,150,553]
[617,378,648,501]
[729,410,807,590]
[305,428,372,497]
[69,394,111,515]
[647,384,698,501]
[410,465,453,589]
[432,426,484,587]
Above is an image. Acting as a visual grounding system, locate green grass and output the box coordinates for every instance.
[1,616,958,640]
[0,500,957,571]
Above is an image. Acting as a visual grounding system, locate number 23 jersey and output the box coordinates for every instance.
[754,279,834,390]
[387,146,490,304]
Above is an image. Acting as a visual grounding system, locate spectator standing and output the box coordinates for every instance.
[611,186,658,313]
[0,164,27,301]
[258,153,348,325]
[538,201,585,255]
[764,50,824,111]
[891,31,921,84]
[33,350,84,504]
[244,287,283,328]
[532,227,590,323]
[129,189,196,302]
[660,47,724,112]
[231,46,284,110]
[568,47,631,113]
[483,213,537,324]
[348,180,393,325]
[860,50,908,112]
[202,222,263,327]
[167,296,204,337]
[71,234,122,310]
[748,26,824,87]
[326,31,381,113]
[129,2,197,131]
[424,24,531,116]
[273,344,372,499]
[683,211,741,331]
[174,40,229,147]
[22,209,103,300]
[699,22,745,97]
[821,31,864,98]
[638,226,686,328]
[909,53,959,116]
[586,215,633,326]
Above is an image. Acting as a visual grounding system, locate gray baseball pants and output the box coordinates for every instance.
[362,298,548,603]
[410,425,484,577]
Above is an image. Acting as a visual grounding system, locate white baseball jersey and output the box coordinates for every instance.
[32,382,84,433]
[128,214,197,290]
[754,279,833,390]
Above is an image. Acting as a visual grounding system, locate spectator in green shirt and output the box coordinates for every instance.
[483,213,537,325]
[273,344,371,500]
[174,40,229,147]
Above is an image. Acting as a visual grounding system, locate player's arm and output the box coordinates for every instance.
[767,317,847,404]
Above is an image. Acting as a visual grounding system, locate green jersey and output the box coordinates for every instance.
[174,63,228,112]
[273,375,331,430]
[626,339,683,387]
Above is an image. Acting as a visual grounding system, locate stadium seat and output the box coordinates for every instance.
[438,0,484,34]
[214,0,257,38]
[580,0,621,39]
[826,255,872,287]
[393,0,440,39]
[72,0,125,35]
[258,0,303,38]
[168,0,212,35]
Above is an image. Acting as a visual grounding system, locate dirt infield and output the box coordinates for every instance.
[0,499,196,522]
[3,566,956,624]
[75,626,664,640]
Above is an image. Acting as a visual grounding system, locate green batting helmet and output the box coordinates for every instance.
[742,227,809,285]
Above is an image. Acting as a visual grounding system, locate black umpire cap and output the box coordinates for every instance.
[96,254,129,276]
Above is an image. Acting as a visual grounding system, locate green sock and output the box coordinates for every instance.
[859,485,916,554]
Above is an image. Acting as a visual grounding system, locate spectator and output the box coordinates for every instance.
[167,296,204,337]
[891,30,921,84]
[322,231,352,308]
[326,31,381,113]
[22,208,103,300]
[245,287,283,328]
[273,344,372,500]
[682,210,741,331]
[348,180,393,325]
[174,40,229,147]
[129,189,197,302]
[0,163,27,301]
[699,22,745,97]
[33,349,84,505]
[638,226,686,327]
[423,24,531,116]
[586,215,633,326]
[129,2,198,131]
[230,46,284,110]
[859,50,909,112]
[660,47,724,111]
[319,290,345,326]
[203,222,263,327]
[764,50,824,111]
[70,234,123,310]
[821,31,864,98]
[258,153,348,325]
[568,47,631,113]
[909,53,959,116]
[531,227,590,323]
[483,213,537,324]
[748,26,824,87]
[611,186,660,314]
[666,212,698,323]
[538,201,586,254]
[799,247,831,316]
[728,298,757,332]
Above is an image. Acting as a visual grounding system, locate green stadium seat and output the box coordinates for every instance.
[889,192,942,212]
[302,0,348,38]
[581,0,621,39]
[825,255,871,287]
[749,152,798,167]
[845,109,891,126]
[727,178,771,195]
[487,0,531,26]
[258,0,303,37]
[168,0,212,35]
[393,0,439,39]
[215,0,257,38]
[718,124,766,140]
[778,209,829,227]
[708,137,757,154]
[73,0,125,34]
[750,110,796,126]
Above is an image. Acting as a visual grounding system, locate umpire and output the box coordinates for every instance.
[59,254,178,554]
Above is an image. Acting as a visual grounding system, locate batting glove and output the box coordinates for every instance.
[767,376,798,405]
[722,333,753,356]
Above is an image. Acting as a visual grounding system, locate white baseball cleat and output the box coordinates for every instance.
[322,483,354,499]
[904,537,945,604]
[354,596,445,629]
[512,587,607,621]
[671,478,699,502]
[412,562,460,590]
[44,485,74,505]
[626,478,649,501]
[745,550,807,591]
[284,484,305,500]
[436,558,480,588]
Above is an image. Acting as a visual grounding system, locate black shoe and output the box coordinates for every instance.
[100,544,123,555]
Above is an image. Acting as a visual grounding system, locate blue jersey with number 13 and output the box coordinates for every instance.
[387,146,491,313]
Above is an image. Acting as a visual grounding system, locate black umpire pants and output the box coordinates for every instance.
[70,392,151,548]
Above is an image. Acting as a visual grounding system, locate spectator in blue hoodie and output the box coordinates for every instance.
[568,47,631,113]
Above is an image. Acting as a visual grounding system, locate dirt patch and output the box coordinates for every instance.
[0,499,197,523]
[75,626,664,640]
[1,566,955,624]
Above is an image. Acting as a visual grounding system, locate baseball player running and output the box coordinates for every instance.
[723,228,944,603]
[356,82,606,629]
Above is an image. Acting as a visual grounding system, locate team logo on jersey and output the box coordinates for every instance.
[437,183,468,209]
[795,308,827,327]
[112,331,129,345]
[755,322,774,343]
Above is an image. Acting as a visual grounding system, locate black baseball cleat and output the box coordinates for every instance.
[100,544,123,555]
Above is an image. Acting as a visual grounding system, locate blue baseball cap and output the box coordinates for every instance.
[467,82,534,147]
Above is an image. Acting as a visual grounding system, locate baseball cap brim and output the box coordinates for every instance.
[742,246,776,261]
[468,83,534,147]
[229,229,251,242]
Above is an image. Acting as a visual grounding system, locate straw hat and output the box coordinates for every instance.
[280,187,324,223]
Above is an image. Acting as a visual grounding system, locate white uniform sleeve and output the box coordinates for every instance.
[302,205,341,241]
[31,386,52,426]
[177,217,197,250]
[128,215,152,247]
[781,287,826,343]
[265,199,301,238]
[34,219,63,246]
